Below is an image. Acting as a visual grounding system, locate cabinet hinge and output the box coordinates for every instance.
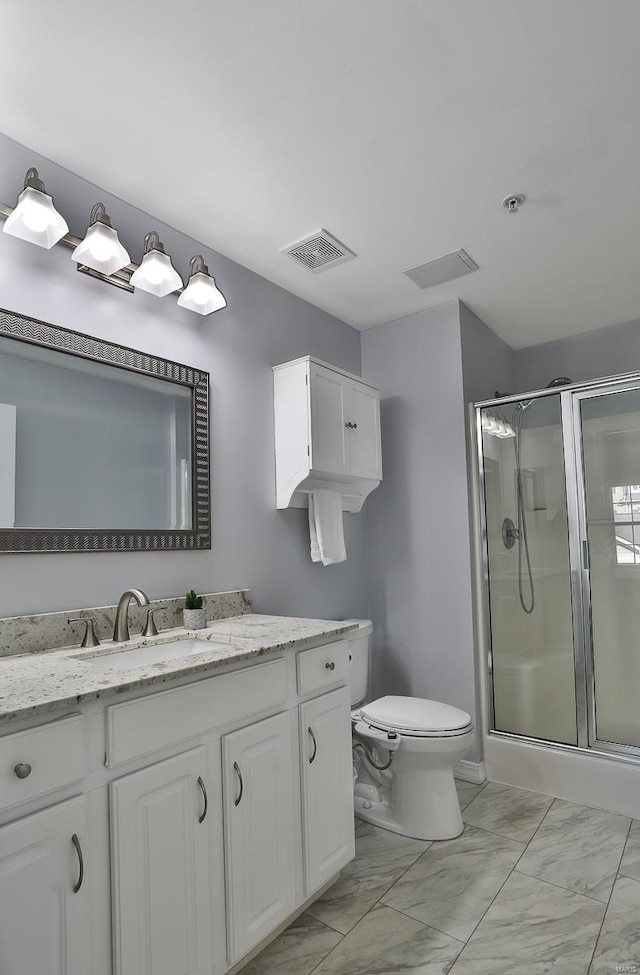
[305,375,308,386]
[307,444,310,456]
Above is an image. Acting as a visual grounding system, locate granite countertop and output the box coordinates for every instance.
[0,614,357,724]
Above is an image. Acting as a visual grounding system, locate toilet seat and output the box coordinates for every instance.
[360,695,472,738]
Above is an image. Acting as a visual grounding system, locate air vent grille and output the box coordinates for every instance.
[404,249,479,290]
[281,229,356,273]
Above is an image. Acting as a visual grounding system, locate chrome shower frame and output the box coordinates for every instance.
[474,370,640,766]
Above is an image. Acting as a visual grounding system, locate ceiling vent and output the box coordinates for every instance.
[404,248,479,290]
[281,229,356,273]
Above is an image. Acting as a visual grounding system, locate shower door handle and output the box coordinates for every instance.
[582,539,590,570]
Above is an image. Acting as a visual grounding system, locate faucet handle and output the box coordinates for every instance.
[142,606,168,638]
[68,616,100,649]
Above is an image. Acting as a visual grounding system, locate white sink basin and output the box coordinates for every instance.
[74,638,234,671]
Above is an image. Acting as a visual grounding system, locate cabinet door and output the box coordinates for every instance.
[309,363,349,475]
[110,747,220,975]
[300,688,355,895]
[347,381,382,479]
[223,711,298,963]
[0,795,91,975]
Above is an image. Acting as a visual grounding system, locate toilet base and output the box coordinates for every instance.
[352,728,474,841]
[353,779,464,842]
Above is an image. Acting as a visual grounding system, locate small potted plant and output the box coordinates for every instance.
[183,590,206,630]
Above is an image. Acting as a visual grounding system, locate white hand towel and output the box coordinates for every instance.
[309,489,346,565]
[308,493,322,563]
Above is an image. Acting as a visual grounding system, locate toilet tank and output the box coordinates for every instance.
[343,619,372,706]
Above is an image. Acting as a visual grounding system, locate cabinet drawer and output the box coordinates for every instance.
[0,714,84,812]
[296,641,349,697]
[107,658,287,766]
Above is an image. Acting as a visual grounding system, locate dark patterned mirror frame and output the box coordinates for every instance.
[0,307,210,553]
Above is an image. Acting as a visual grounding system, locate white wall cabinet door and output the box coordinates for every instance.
[223,711,299,964]
[300,687,355,895]
[309,362,349,475]
[347,381,382,480]
[0,795,91,975]
[110,746,221,975]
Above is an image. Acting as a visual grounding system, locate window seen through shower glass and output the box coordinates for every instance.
[480,395,577,746]
[610,484,640,564]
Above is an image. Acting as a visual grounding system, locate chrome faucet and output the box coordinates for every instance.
[113,588,150,642]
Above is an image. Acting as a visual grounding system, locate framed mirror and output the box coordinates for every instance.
[0,308,210,553]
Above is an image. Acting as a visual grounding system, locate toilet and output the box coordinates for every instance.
[346,619,474,841]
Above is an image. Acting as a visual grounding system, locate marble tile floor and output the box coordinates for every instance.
[241,779,640,975]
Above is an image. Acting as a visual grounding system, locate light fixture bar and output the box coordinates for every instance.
[0,199,227,314]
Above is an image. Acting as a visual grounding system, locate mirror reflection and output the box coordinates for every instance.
[0,336,193,531]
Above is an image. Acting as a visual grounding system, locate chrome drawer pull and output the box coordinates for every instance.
[71,834,84,893]
[197,776,208,824]
[308,727,317,764]
[233,762,243,806]
[325,661,336,671]
[14,763,32,779]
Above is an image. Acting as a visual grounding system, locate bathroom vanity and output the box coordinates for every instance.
[0,611,356,975]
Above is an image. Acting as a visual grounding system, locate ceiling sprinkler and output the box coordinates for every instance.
[502,193,525,214]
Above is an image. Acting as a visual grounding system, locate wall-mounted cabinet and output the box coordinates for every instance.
[273,356,382,512]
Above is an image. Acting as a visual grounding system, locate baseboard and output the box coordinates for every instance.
[454,759,486,784]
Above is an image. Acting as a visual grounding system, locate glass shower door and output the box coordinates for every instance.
[578,385,640,750]
[480,394,578,745]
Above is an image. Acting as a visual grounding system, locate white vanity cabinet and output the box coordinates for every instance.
[0,794,91,975]
[273,356,382,511]
[300,686,355,895]
[0,626,356,975]
[110,746,224,975]
[223,711,299,963]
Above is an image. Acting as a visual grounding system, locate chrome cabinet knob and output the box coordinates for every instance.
[14,763,32,779]
[325,661,336,671]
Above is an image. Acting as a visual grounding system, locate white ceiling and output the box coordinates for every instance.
[1,1,639,348]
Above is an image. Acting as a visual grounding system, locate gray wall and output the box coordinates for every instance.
[361,302,481,758]
[460,303,516,759]
[0,132,368,620]
[361,301,515,764]
[515,316,640,393]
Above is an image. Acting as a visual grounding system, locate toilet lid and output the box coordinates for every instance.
[361,696,472,735]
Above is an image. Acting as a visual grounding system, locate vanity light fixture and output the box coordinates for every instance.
[130,231,183,297]
[177,255,227,316]
[71,203,131,276]
[2,167,69,248]
[0,167,228,316]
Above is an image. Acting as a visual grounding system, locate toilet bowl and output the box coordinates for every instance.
[346,620,474,841]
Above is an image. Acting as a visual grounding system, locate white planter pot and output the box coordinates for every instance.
[183,608,206,630]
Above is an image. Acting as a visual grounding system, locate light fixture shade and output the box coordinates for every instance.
[3,169,68,248]
[177,256,227,315]
[130,231,183,297]
[71,203,130,276]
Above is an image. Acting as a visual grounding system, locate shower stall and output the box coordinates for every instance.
[475,373,640,813]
